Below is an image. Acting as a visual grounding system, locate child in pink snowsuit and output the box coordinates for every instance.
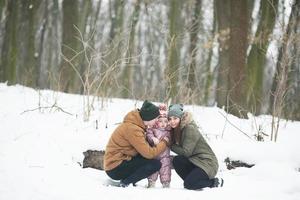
[146,104,172,188]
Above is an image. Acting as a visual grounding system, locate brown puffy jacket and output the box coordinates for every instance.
[104,110,167,171]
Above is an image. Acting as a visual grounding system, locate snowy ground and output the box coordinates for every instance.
[0,83,300,200]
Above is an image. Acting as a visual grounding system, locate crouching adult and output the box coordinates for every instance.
[168,104,223,190]
[104,100,170,187]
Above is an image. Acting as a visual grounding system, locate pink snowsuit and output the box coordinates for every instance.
[146,127,172,184]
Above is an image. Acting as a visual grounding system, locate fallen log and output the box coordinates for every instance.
[224,157,255,170]
[82,150,105,170]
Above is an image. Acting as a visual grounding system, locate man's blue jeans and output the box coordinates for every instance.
[106,154,161,185]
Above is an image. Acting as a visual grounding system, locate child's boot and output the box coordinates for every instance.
[162,182,170,188]
[147,180,156,188]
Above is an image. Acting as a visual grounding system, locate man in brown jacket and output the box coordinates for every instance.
[104,100,170,187]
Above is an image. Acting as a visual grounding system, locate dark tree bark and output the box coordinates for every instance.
[166,0,181,103]
[37,0,48,89]
[60,0,80,93]
[0,0,18,85]
[270,0,300,122]
[215,0,231,108]
[19,0,41,87]
[100,0,125,97]
[76,0,93,94]
[187,0,201,100]
[285,0,300,120]
[45,0,60,90]
[204,2,216,105]
[121,1,141,98]
[246,0,279,114]
[228,0,248,117]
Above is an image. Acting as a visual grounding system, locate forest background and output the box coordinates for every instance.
[0,0,299,121]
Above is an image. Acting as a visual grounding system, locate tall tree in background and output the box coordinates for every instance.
[0,1,4,21]
[228,0,248,117]
[246,0,279,114]
[60,0,79,93]
[40,0,60,90]
[285,0,300,120]
[0,0,18,85]
[100,0,125,97]
[187,0,201,103]
[135,2,165,101]
[36,0,50,89]
[270,0,300,122]
[19,0,41,87]
[0,0,299,120]
[215,0,231,108]
[166,0,181,102]
[121,0,141,98]
[203,2,216,105]
[75,0,93,94]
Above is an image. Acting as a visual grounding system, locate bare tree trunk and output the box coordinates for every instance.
[166,0,181,103]
[60,0,79,93]
[121,1,141,98]
[100,0,125,97]
[187,0,201,103]
[0,0,7,81]
[228,0,248,117]
[20,0,41,88]
[136,3,165,101]
[285,0,300,120]
[246,0,279,114]
[204,2,216,105]
[270,0,300,131]
[76,0,92,94]
[215,0,231,108]
[0,1,4,20]
[0,0,18,85]
[37,0,48,89]
[247,0,255,26]
[44,0,60,90]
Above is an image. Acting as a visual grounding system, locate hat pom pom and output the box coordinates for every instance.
[159,104,167,116]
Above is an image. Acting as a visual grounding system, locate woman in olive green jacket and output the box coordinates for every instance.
[168,104,223,190]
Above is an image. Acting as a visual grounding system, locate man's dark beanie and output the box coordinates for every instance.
[139,100,160,121]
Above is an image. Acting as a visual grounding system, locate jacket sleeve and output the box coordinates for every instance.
[171,125,199,157]
[127,130,167,159]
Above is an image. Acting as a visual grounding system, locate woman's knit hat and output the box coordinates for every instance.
[168,104,184,119]
[139,100,160,121]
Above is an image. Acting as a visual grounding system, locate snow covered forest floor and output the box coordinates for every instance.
[0,83,300,200]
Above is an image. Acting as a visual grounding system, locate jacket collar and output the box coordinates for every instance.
[123,110,146,130]
[180,111,193,129]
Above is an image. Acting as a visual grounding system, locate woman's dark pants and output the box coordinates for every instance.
[172,155,214,190]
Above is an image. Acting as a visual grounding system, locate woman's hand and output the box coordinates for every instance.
[162,136,171,146]
[152,137,159,145]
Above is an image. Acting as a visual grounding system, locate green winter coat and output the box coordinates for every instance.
[171,112,219,179]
